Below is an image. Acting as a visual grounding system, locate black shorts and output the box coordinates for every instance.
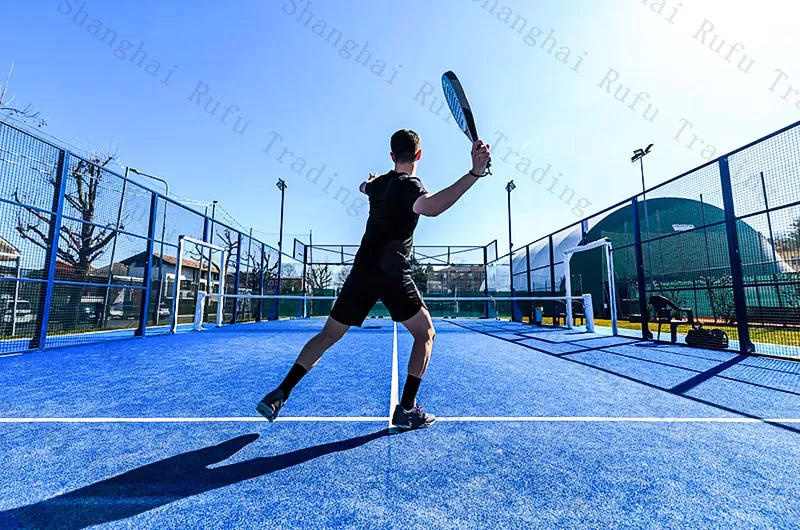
[330,266,426,327]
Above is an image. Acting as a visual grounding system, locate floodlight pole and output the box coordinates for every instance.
[632,146,655,288]
[276,179,287,317]
[506,180,515,261]
[506,180,519,321]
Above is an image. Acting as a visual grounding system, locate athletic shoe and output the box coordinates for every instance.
[392,403,436,430]
[256,389,286,422]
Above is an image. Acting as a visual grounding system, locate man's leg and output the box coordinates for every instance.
[399,307,435,409]
[389,307,436,429]
[256,317,349,421]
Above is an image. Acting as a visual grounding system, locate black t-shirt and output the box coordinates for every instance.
[355,170,428,269]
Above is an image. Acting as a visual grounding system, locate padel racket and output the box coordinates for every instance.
[441,70,491,174]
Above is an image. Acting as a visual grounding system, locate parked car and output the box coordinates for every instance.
[2,299,34,324]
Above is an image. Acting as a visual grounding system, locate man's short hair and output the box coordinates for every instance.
[391,129,421,164]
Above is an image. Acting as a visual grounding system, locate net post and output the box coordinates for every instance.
[194,291,207,331]
[171,236,185,334]
[582,294,595,332]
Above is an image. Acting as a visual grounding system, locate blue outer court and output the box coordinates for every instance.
[1,318,799,529]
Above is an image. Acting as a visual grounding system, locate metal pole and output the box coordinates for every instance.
[640,157,655,289]
[103,173,128,326]
[12,258,21,337]
[506,183,514,267]
[155,195,167,326]
[137,193,158,337]
[632,197,652,339]
[275,179,287,319]
[506,180,518,321]
[171,236,185,333]
[719,157,753,353]
[128,168,169,326]
[211,201,218,321]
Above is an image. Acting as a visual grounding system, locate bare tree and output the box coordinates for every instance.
[306,264,333,293]
[0,62,46,127]
[335,266,352,288]
[14,150,120,276]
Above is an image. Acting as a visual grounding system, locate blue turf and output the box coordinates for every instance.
[1,318,799,529]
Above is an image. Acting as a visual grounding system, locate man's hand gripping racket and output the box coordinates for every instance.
[442,71,492,177]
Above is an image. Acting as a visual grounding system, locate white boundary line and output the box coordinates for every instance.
[1,417,798,424]
[389,322,399,429]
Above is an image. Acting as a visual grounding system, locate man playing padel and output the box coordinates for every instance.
[257,129,491,429]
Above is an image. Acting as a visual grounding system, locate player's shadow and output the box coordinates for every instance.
[0,428,392,530]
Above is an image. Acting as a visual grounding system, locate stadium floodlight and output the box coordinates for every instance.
[631,143,653,163]
[564,238,618,336]
[631,144,655,287]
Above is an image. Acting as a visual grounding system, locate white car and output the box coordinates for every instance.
[3,300,34,324]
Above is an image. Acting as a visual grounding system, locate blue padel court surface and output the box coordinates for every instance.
[1,318,800,529]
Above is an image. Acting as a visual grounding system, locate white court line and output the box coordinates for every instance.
[388,322,399,429]
[1,417,799,423]
[0,417,387,423]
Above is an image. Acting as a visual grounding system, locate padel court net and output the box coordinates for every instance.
[191,294,607,334]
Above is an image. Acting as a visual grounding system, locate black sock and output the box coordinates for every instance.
[278,363,308,398]
[400,375,422,410]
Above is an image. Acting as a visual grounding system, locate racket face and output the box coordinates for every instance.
[442,71,479,142]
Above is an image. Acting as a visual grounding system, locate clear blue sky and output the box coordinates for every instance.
[2,0,798,252]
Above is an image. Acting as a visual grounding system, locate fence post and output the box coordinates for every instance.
[482,244,489,318]
[719,157,754,354]
[548,234,556,325]
[136,193,158,337]
[29,151,69,350]
[631,196,651,339]
[231,232,242,324]
[525,244,532,322]
[256,243,265,322]
[302,244,309,319]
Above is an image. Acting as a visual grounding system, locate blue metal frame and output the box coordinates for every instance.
[53,280,146,290]
[718,157,754,354]
[31,151,70,350]
[232,232,242,324]
[257,243,265,322]
[631,196,651,339]
[137,194,159,337]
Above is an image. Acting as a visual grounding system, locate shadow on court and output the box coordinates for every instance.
[0,429,392,530]
[447,320,800,435]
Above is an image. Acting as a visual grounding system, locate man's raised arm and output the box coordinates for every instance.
[413,140,491,218]
[360,173,379,195]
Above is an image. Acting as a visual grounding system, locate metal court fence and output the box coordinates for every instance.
[0,118,304,355]
[2,116,800,360]
[499,119,800,360]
